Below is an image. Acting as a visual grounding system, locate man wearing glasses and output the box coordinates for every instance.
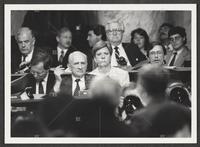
[29,49,56,94]
[166,26,191,67]
[105,21,132,68]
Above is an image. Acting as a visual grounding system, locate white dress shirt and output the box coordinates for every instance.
[21,48,34,63]
[57,46,68,60]
[35,73,49,94]
[111,43,131,66]
[167,48,184,66]
[72,75,86,95]
[90,66,130,87]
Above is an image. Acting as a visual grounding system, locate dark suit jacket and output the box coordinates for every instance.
[122,43,147,67]
[28,70,56,94]
[59,73,95,96]
[165,47,191,67]
[51,46,77,68]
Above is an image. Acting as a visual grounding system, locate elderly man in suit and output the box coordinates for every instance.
[12,27,37,73]
[53,51,94,96]
[105,21,139,68]
[51,27,77,68]
[166,26,191,67]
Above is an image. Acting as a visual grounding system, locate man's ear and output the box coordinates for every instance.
[67,63,71,70]
[97,35,102,40]
[147,57,150,63]
[56,36,59,43]
[32,37,36,45]
[94,57,97,63]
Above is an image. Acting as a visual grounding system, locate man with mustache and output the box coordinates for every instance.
[51,27,77,68]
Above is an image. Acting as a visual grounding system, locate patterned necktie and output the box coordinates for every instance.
[114,46,120,61]
[59,50,64,64]
[22,55,27,62]
[74,79,80,96]
[169,52,177,66]
[39,81,44,94]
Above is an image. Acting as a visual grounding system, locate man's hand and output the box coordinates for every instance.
[19,61,30,70]
[53,66,65,93]
[54,65,65,82]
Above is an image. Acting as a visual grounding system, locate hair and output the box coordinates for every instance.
[159,23,174,31]
[168,26,187,44]
[57,27,72,37]
[89,25,107,41]
[68,51,87,65]
[131,28,151,51]
[105,21,125,31]
[16,27,35,40]
[92,40,113,57]
[30,48,52,70]
[147,41,167,57]
[138,64,169,99]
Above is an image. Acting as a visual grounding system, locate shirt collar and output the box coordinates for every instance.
[111,43,123,49]
[72,75,85,83]
[43,72,49,83]
[173,47,184,55]
[26,48,34,58]
[57,46,68,54]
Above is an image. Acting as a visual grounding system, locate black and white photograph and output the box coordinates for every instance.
[4,3,197,144]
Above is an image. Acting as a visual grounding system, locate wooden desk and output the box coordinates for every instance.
[128,67,191,84]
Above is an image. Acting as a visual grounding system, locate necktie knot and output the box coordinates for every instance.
[114,46,119,52]
[173,52,177,55]
[22,55,27,62]
[75,79,80,83]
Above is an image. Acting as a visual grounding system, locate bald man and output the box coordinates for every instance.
[12,27,37,73]
[53,51,95,96]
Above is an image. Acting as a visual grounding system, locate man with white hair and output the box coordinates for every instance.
[12,27,37,73]
[105,21,135,68]
[53,51,94,96]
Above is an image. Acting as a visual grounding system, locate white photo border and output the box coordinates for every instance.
[4,4,197,144]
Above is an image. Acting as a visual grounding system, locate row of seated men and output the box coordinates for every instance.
[11,64,191,137]
[11,21,191,74]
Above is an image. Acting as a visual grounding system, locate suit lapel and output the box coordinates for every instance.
[165,51,173,65]
[174,48,188,67]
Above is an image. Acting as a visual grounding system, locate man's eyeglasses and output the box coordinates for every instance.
[106,29,124,34]
[169,35,182,42]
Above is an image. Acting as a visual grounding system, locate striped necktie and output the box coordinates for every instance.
[39,81,44,94]
[114,46,120,61]
[59,50,64,64]
[74,79,80,96]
